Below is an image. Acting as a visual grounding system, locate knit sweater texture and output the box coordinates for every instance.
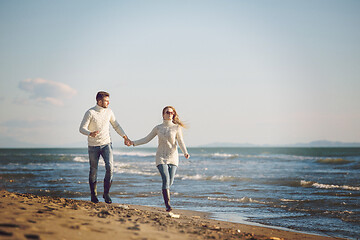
[79,105,126,146]
[133,120,188,166]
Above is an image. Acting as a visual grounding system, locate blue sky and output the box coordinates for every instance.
[0,0,359,147]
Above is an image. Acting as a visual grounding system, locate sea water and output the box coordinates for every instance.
[0,147,359,239]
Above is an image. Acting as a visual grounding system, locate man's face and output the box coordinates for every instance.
[98,96,110,108]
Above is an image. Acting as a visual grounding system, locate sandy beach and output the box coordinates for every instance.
[0,190,340,240]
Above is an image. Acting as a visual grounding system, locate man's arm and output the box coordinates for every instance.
[79,111,92,136]
[109,110,131,145]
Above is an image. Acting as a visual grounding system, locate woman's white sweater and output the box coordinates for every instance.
[133,120,188,166]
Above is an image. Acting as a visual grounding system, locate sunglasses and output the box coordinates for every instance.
[165,111,175,115]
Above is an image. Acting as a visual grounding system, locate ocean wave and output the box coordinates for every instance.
[180,174,204,180]
[198,152,318,161]
[208,153,239,159]
[180,174,250,182]
[113,166,157,176]
[280,198,303,202]
[301,180,360,191]
[47,178,68,183]
[73,156,88,162]
[208,196,265,204]
[316,158,353,164]
[113,151,155,157]
[74,156,133,166]
[256,154,315,161]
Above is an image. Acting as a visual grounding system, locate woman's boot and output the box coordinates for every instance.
[89,181,99,203]
[162,189,172,212]
[103,180,112,204]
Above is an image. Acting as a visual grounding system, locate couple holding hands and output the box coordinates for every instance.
[79,91,190,213]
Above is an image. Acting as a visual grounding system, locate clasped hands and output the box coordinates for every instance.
[89,131,133,146]
[123,136,133,146]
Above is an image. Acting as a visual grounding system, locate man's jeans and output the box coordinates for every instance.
[88,143,113,184]
[157,164,177,189]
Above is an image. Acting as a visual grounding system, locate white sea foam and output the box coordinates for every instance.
[113,165,157,176]
[239,154,315,161]
[208,196,264,204]
[180,174,204,180]
[208,153,239,159]
[73,156,88,162]
[113,150,155,157]
[301,180,360,191]
[201,152,319,161]
[280,198,302,202]
[120,169,157,176]
[211,175,243,181]
[300,180,314,187]
[180,174,242,182]
[313,183,360,191]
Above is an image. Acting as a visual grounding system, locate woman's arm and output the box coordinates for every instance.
[133,126,158,146]
[176,127,190,159]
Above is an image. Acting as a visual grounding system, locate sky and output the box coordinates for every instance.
[0,0,359,148]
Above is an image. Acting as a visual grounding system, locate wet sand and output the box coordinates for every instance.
[0,190,339,240]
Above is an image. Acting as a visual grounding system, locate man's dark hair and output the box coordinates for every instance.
[96,91,110,102]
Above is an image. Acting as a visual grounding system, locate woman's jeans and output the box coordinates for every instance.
[88,143,113,184]
[157,164,177,189]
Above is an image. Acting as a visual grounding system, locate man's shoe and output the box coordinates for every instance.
[103,180,112,204]
[89,181,99,203]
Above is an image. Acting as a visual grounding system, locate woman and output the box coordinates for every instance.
[132,106,190,212]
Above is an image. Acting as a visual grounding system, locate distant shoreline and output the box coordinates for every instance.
[199,140,360,148]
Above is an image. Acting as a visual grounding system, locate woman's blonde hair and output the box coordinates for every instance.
[162,106,186,128]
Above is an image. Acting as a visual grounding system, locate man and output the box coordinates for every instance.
[79,91,131,204]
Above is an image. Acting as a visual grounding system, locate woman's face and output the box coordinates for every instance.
[163,108,175,120]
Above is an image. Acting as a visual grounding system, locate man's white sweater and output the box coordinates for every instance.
[133,120,188,166]
[79,105,126,146]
